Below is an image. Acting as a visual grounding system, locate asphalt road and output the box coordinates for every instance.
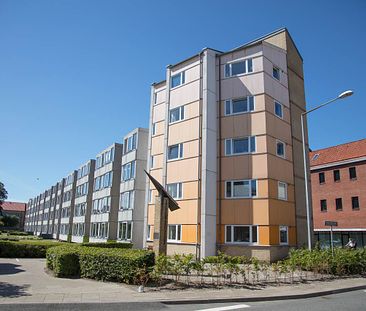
[0,289,365,311]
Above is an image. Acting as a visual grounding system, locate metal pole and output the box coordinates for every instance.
[301,113,312,250]
[330,225,334,257]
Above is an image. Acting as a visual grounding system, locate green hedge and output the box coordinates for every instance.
[0,240,64,258]
[46,245,154,283]
[82,242,132,249]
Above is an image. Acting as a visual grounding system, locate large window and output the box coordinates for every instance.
[225,96,254,115]
[92,197,111,214]
[320,199,327,212]
[276,140,285,158]
[333,169,340,182]
[168,143,183,160]
[167,183,183,199]
[74,203,86,216]
[168,224,181,242]
[225,136,256,155]
[90,222,108,238]
[118,221,132,241]
[336,198,343,211]
[96,147,115,169]
[352,196,359,210]
[225,225,258,244]
[122,161,136,181]
[120,191,135,210]
[225,180,257,198]
[169,106,185,123]
[278,182,287,200]
[225,59,253,77]
[349,167,357,180]
[279,226,288,244]
[72,223,85,236]
[319,172,325,184]
[274,101,283,118]
[94,172,113,191]
[76,182,88,198]
[171,71,185,88]
[124,133,137,154]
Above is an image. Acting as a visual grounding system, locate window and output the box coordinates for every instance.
[169,106,185,123]
[225,136,256,155]
[279,226,288,244]
[122,161,136,181]
[148,189,153,203]
[336,198,343,211]
[152,123,157,135]
[333,170,340,182]
[150,155,154,168]
[92,197,111,214]
[352,196,359,210]
[225,225,258,244]
[349,167,357,180]
[167,183,183,199]
[273,66,280,80]
[168,143,183,160]
[118,222,132,240]
[147,225,152,241]
[312,153,320,161]
[320,199,327,212]
[276,140,285,158]
[120,191,135,210]
[124,133,137,154]
[171,71,185,88]
[319,172,325,184]
[168,224,181,242]
[225,96,255,115]
[278,182,287,200]
[274,101,283,118]
[224,59,253,77]
[226,180,257,198]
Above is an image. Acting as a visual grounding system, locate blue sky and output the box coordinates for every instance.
[1,0,365,202]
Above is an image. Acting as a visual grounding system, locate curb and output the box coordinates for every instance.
[161,284,366,305]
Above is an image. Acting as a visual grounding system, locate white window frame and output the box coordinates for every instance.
[276,140,286,158]
[224,58,253,78]
[169,106,185,124]
[147,225,152,241]
[274,101,283,119]
[225,179,257,199]
[167,143,183,161]
[166,182,183,199]
[124,133,137,154]
[225,225,258,245]
[122,161,136,181]
[224,96,255,116]
[279,225,289,245]
[120,190,135,210]
[170,71,185,89]
[167,224,182,242]
[118,221,133,241]
[225,136,256,156]
[278,181,288,201]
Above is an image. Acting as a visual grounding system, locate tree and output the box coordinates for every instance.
[0,181,8,208]
[0,215,19,228]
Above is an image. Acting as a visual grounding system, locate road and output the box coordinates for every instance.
[0,289,364,311]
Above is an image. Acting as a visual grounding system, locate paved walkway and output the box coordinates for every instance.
[0,258,365,304]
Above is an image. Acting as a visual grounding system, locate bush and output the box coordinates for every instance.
[79,248,154,283]
[0,240,64,258]
[82,242,132,249]
[7,231,30,236]
[46,245,81,277]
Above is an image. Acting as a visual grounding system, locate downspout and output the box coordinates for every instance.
[217,55,222,253]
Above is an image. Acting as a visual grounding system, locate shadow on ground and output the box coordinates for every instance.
[0,282,30,298]
[0,263,25,275]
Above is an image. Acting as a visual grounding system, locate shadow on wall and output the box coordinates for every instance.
[0,282,30,298]
[0,263,25,276]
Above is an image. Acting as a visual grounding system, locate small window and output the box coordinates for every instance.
[333,170,340,182]
[169,106,185,123]
[150,155,154,168]
[279,226,288,244]
[225,136,256,155]
[349,167,357,180]
[276,140,285,158]
[167,183,183,199]
[274,101,283,118]
[224,59,253,77]
[352,196,359,210]
[225,96,255,115]
[273,66,280,80]
[167,143,183,160]
[320,199,327,212]
[278,182,287,200]
[319,172,325,184]
[152,123,157,135]
[148,189,153,203]
[336,198,343,211]
[171,72,185,88]
[168,224,181,242]
[147,225,152,241]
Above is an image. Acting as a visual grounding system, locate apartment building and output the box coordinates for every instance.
[35,193,45,235]
[71,160,95,243]
[52,179,65,239]
[310,139,366,248]
[90,143,122,242]
[144,28,310,261]
[59,172,77,241]
[118,128,148,248]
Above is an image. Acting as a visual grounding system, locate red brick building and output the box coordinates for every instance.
[310,139,366,248]
[0,201,27,230]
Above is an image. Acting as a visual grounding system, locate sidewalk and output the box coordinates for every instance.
[0,258,365,304]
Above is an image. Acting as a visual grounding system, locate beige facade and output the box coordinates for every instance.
[145,28,310,261]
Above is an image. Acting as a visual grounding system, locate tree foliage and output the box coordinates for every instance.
[0,182,8,207]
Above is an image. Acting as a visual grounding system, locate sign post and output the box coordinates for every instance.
[325,221,338,257]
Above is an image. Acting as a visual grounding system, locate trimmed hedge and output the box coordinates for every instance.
[0,240,64,258]
[82,242,132,249]
[46,245,155,283]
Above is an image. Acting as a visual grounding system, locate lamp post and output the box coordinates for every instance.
[301,90,354,251]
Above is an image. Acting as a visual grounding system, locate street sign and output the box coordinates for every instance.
[325,221,338,227]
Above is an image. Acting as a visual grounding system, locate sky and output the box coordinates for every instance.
[1,0,365,202]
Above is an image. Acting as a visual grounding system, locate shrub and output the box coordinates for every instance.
[46,245,81,277]
[79,248,154,283]
[82,242,132,249]
[7,231,30,236]
[0,240,64,258]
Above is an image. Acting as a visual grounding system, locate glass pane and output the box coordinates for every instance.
[226,226,232,242]
[252,226,257,243]
[233,138,248,154]
[171,74,181,88]
[275,102,283,117]
[251,180,257,197]
[225,100,231,115]
[170,108,180,123]
[234,226,250,242]
[168,145,179,160]
[248,96,254,111]
[231,61,246,75]
[168,225,176,240]
[250,136,256,152]
[232,98,246,113]
[233,181,247,197]
[247,59,253,72]
[225,140,232,155]
[226,182,232,197]
[277,142,284,156]
[224,64,231,77]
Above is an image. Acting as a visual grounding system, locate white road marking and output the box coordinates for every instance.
[15,258,19,262]
[195,304,250,311]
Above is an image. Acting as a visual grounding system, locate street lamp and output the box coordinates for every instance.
[301,90,354,251]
